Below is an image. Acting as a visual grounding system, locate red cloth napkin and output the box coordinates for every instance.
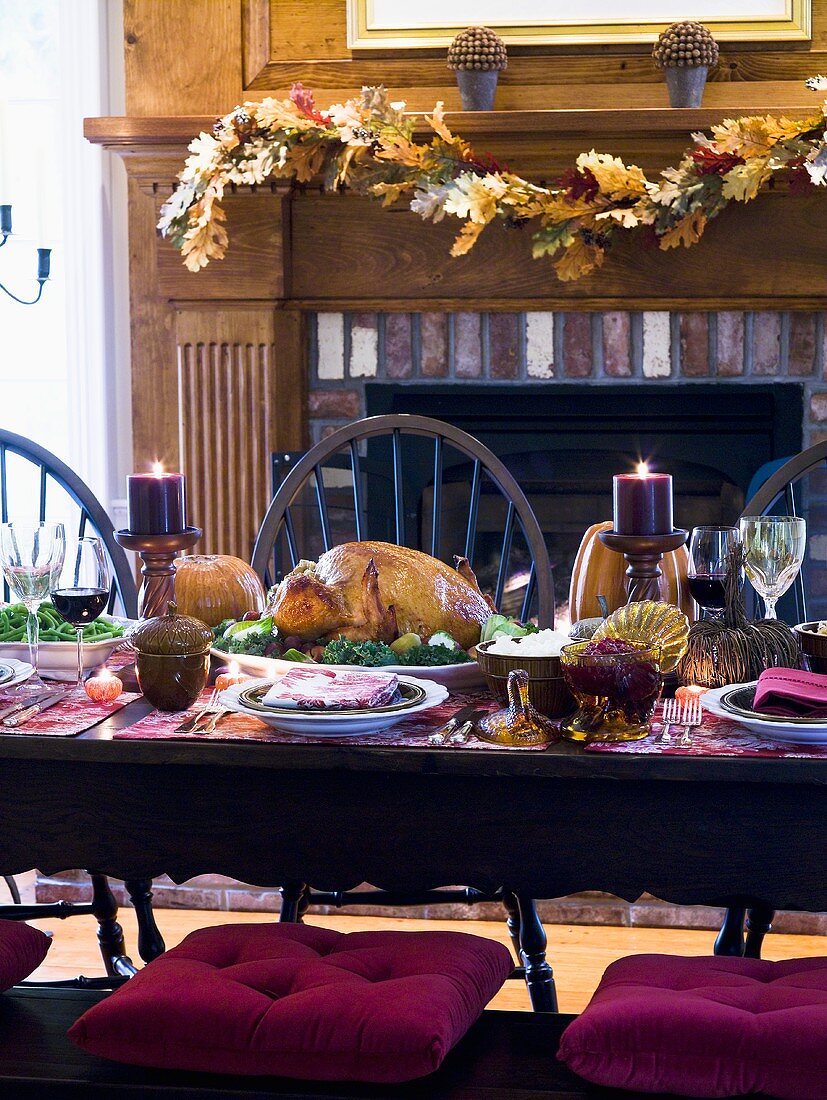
[752,667,827,718]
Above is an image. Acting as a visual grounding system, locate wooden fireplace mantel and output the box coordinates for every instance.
[86,98,827,560]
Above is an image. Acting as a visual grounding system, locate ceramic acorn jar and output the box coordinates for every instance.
[652,21,719,108]
[128,601,213,711]
[447,26,507,110]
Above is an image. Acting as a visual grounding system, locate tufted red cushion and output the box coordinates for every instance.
[69,923,512,1082]
[558,953,827,1098]
[0,919,50,990]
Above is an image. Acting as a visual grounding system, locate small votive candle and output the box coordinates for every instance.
[85,668,124,704]
[675,684,708,705]
[215,662,248,692]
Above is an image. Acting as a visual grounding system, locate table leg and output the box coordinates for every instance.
[90,874,136,978]
[744,905,774,959]
[714,906,746,957]
[125,878,166,963]
[500,890,522,964]
[514,894,558,1012]
[279,881,308,923]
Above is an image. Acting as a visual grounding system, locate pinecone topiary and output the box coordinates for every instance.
[447,26,507,72]
[653,21,719,69]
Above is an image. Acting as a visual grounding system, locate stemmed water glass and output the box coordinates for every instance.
[0,521,66,690]
[50,537,111,692]
[687,526,741,620]
[739,515,806,620]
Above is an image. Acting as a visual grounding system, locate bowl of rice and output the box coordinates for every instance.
[475,630,575,718]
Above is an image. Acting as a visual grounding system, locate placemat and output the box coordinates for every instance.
[0,689,139,737]
[585,704,827,760]
[114,689,549,750]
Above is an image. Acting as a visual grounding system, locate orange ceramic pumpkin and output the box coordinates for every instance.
[173,555,266,627]
[568,520,695,623]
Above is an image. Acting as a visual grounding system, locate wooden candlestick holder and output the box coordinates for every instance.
[114,528,202,619]
[598,529,688,604]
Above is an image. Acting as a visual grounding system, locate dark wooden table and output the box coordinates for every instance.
[3,698,827,1011]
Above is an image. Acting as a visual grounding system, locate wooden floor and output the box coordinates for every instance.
[26,909,827,1013]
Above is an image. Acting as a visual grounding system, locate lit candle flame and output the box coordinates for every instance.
[151,461,164,476]
[636,461,650,478]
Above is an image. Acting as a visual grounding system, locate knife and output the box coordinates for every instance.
[3,691,67,728]
[428,704,480,745]
[0,689,61,723]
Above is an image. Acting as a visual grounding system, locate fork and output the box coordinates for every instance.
[656,697,679,743]
[677,698,703,747]
[196,707,230,735]
[174,689,219,734]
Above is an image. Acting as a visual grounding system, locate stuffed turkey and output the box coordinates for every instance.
[268,541,495,650]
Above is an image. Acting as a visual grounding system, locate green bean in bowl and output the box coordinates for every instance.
[0,602,132,680]
[0,602,126,643]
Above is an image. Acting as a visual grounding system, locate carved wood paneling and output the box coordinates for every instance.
[175,310,306,558]
[289,190,827,310]
[123,0,827,118]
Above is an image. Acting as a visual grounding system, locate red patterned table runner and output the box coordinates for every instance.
[585,704,827,760]
[113,689,550,750]
[0,689,138,737]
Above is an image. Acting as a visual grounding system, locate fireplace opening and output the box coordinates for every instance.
[363,383,804,623]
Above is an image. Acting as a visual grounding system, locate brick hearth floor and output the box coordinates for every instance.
[25,909,827,1015]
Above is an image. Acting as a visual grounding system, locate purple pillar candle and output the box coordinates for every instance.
[613,464,673,536]
[127,465,186,535]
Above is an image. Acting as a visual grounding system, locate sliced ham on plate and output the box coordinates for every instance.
[261,666,400,710]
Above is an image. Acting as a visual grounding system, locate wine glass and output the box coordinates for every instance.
[50,537,111,691]
[739,516,806,620]
[687,526,741,619]
[0,521,66,690]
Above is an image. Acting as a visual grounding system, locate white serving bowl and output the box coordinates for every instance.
[0,616,135,681]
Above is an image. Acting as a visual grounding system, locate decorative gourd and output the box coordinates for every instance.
[128,602,213,655]
[569,520,695,623]
[173,555,265,627]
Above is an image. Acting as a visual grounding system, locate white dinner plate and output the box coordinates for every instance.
[703,682,827,745]
[0,616,135,681]
[211,648,485,690]
[219,675,449,736]
[0,659,35,689]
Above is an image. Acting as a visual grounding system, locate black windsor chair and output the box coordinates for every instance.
[252,414,558,1011]
[714,440,827,961]
[0,430,146,987]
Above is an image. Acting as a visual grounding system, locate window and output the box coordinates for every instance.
[0,0,129,517]
[347,0,811,47]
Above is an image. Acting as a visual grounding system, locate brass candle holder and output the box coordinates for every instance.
[114,528,202,619]
[598,529,688,604]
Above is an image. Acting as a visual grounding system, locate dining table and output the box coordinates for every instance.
[1,693,826,1014]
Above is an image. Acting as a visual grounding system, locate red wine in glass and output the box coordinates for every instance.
[687,574,727,610]
[687,526,741,619]
[52,588,108,626]
[50,537,111,692]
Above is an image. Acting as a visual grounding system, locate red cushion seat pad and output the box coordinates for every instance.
[69,923,513,1082]
[558,953,827,1098]
[0,918,50,990]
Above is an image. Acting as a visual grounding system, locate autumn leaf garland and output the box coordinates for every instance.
[158,80,827,283]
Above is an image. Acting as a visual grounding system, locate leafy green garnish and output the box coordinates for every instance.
[396,644,471,667]
[321,638,399,667]
[481,613,538,643]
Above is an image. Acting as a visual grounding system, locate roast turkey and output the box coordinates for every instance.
[268,541,495,650]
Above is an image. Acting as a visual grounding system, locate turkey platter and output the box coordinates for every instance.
[269,542,495,651]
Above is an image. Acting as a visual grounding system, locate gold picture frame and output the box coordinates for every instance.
[346,0,811,48]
